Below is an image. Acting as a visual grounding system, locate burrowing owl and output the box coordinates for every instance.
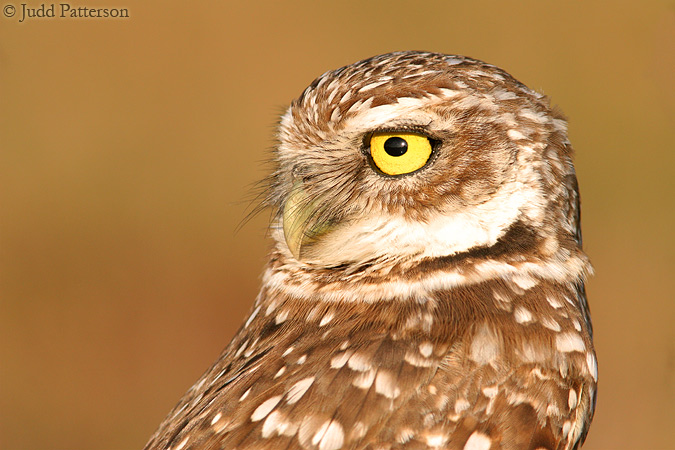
[145,51,596,450]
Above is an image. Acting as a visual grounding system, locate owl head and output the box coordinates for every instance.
[268,52,581,271]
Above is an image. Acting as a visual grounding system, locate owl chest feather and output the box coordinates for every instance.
[146,273,595,450]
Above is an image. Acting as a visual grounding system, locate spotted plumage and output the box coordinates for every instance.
[145,51,596,450]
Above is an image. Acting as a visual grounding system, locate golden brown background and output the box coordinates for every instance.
[1,1,673,449]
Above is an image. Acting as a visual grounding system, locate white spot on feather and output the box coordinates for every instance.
[518,341,548,363]
[409,69,440,77]
[330,351,352,369]
[261,410,280,438]
[512,273,538,290]
[397,428,416,443]
[239,388,251,402]
[243,338,259,357]
[375,370,401,399]
[469,323,500,365]
[572,318,582,331]
[251,395,282,422]
[546,404,560,417]
[493,290,511,303]
[405,351,434,367]
[347,97,374,114]
[507,129,527,140]
[234,339,248,358]
[540,316,561,331]
[212,368,227,383]
[175,437,189,450]
[493,89,518,100]
[319,312,334,327]
[452,95,483,110]
[275,310,289,324]
[351,421,367,440]
[352,369,376,389]
[358,80,388,92]
[244,306,260,328]
[426,433,448,447]
[262,410,297,438]
[338,90,352,104]
[265,301,278,316]
[569,389,578,409]
[419,341,433,357]
[439,88,461,97]
[546,295,563,309]
[286,377,314,404]
[482,386,498,398]
[347,352,372,371]
[463,431,491,450]
[586,352,598,381]
[329,107,341,123]
[541,235,559,255]
[211,414,229,433]
[518,107,548,124]
[312,420,344,450]
[514,306,534,324]
[556,332,586,353]
[455,398,470,414]
[210,412,222,426]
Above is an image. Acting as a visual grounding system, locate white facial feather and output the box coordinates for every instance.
[342,101,435,132]
[297,163,541,267]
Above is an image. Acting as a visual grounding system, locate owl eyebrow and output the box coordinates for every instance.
[371,116,435,134]
[361,122,438,142]
[372,124,431,135]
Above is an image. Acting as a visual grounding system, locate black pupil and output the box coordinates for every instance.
[383,137,408,157]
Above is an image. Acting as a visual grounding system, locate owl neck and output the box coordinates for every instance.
[262,221,592,305]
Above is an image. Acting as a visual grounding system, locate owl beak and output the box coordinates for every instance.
[282,181,332,261]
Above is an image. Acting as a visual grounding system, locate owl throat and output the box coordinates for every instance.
[264,214,591,308]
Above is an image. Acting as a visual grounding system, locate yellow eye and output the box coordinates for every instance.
[369,132,433,176]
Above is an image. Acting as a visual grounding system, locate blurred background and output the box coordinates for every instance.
[1,1,673,449]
